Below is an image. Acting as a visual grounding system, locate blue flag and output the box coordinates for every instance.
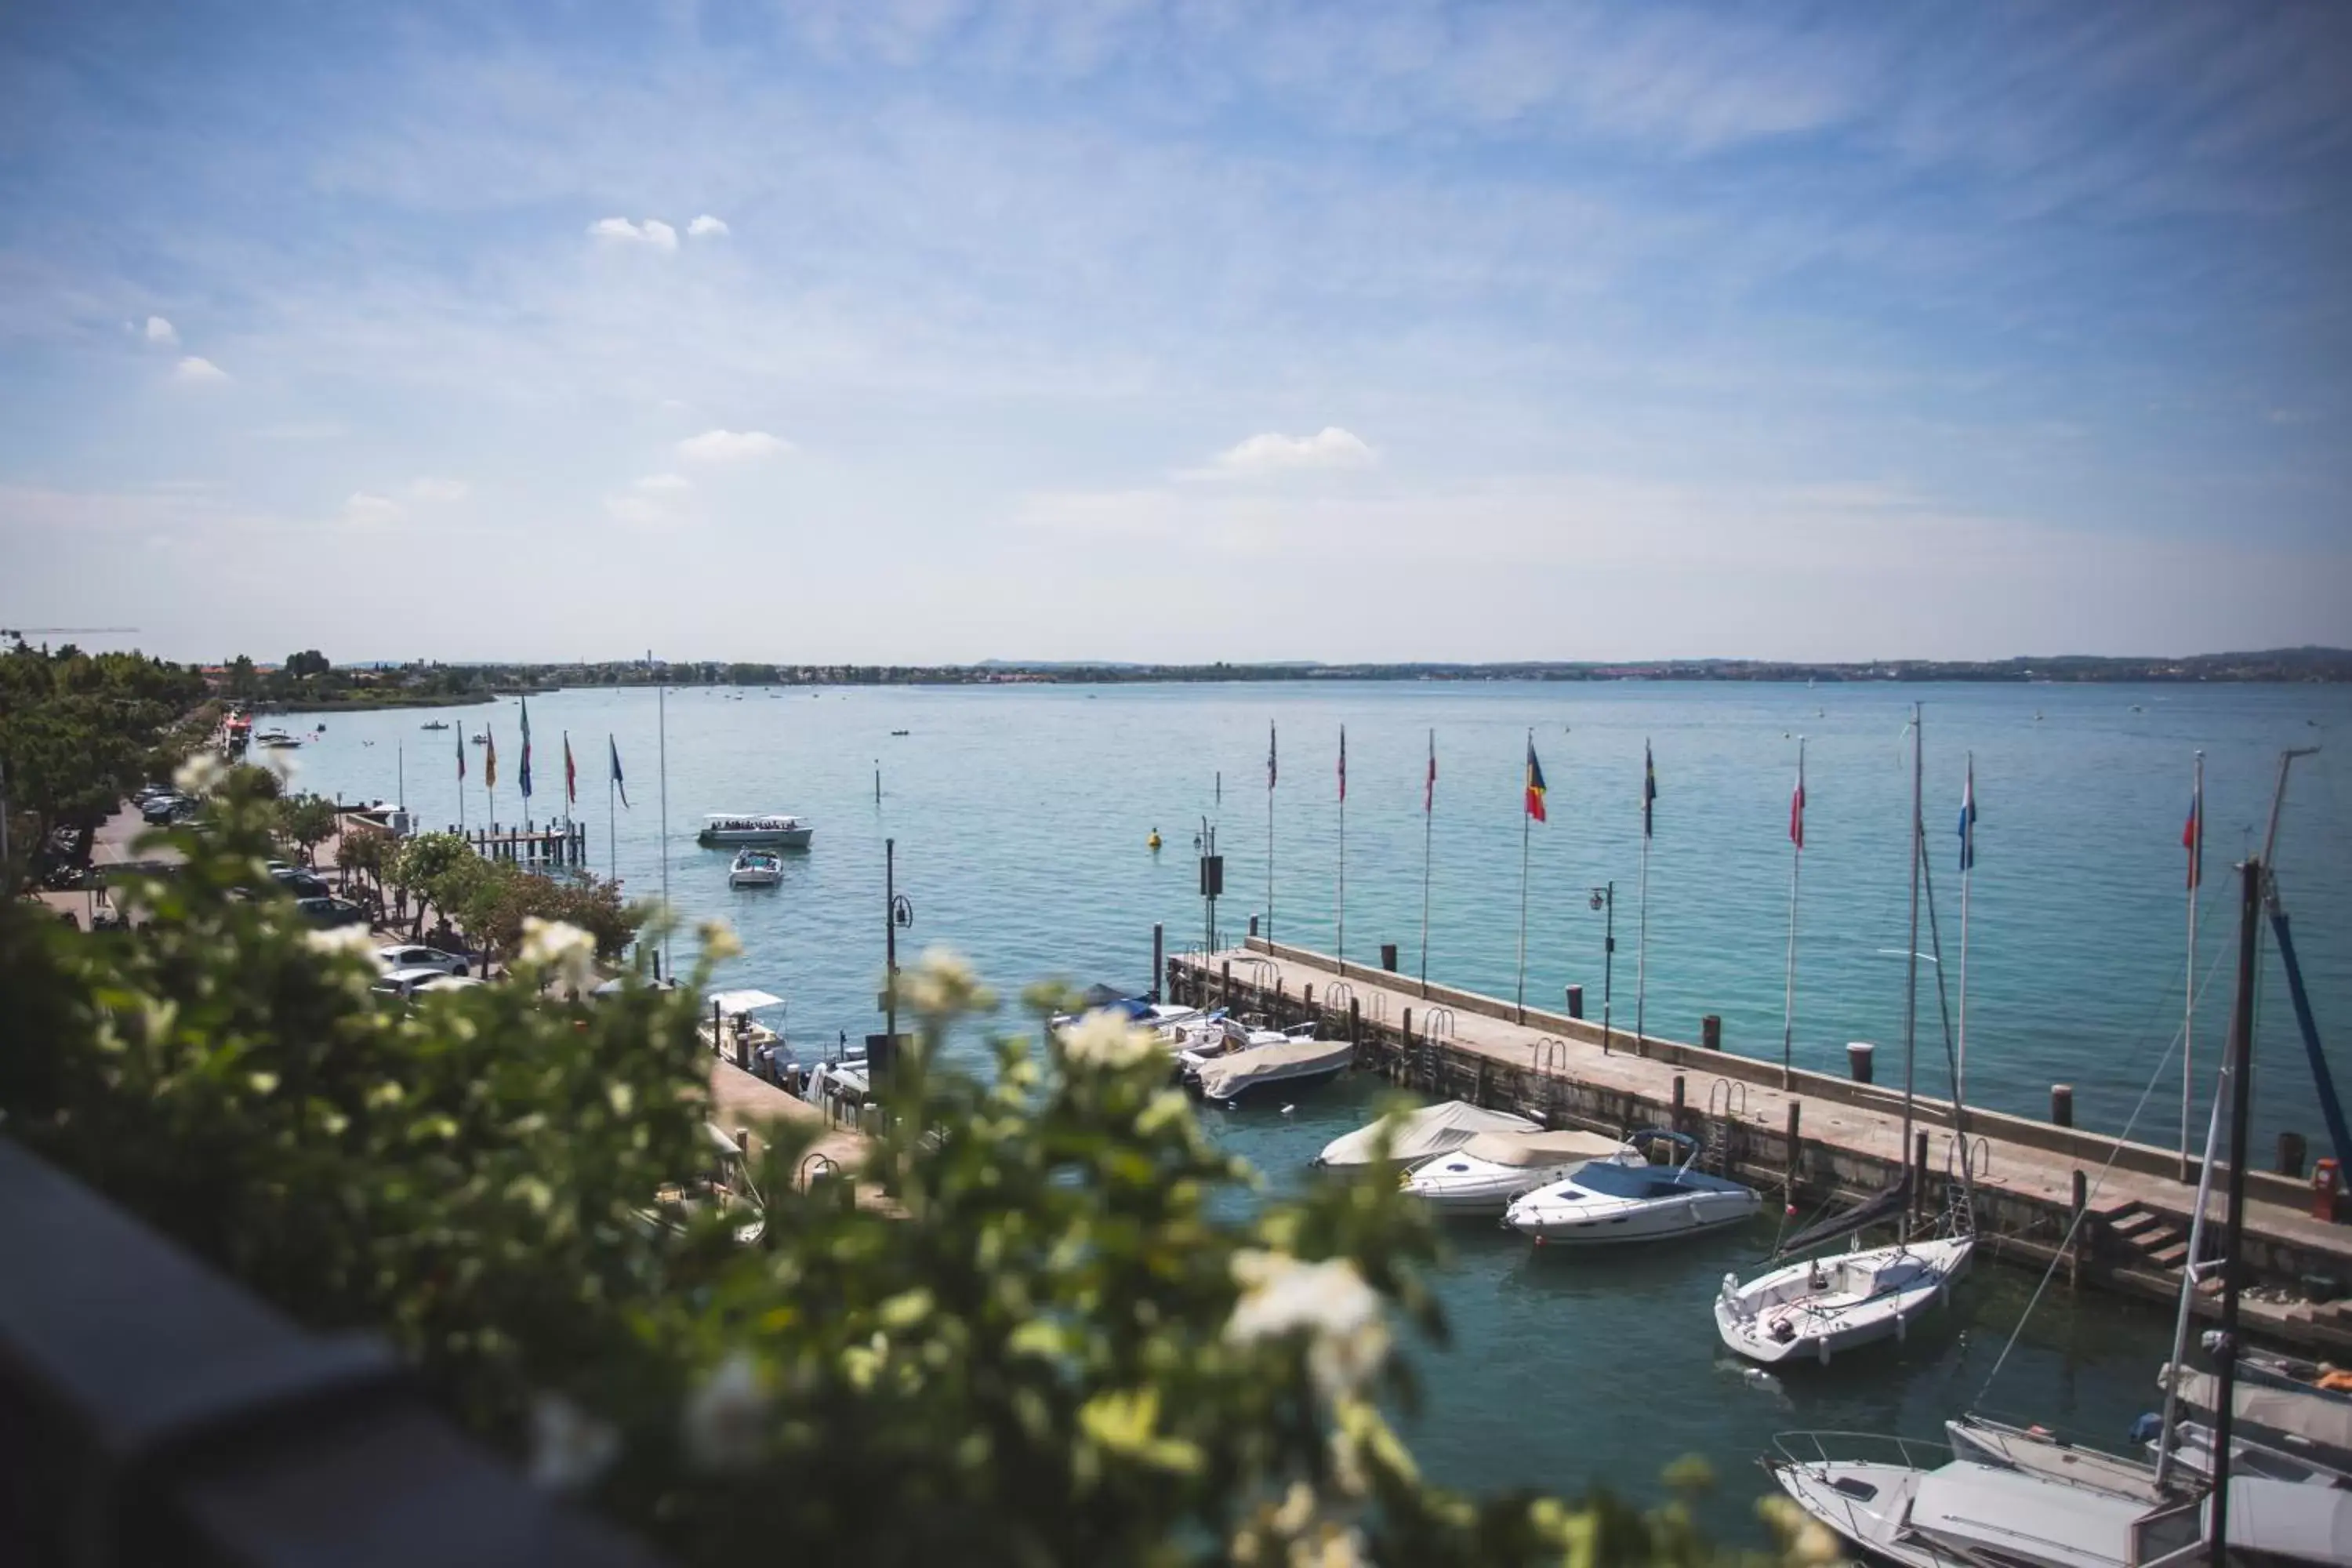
[1958,757,1976,871]
[609,734,629,808]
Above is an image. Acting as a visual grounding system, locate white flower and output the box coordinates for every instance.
[698,918,742,962]
[526,1393,620,1493]
[898,946,995,1018]
[518,916,597,996]
[1060,1007,1159,1070]
[173,750,227,797]
[1226,1251,1390,1403]
[304,925,379,959]
[259,747,301,785]
[681,1349,768,1472]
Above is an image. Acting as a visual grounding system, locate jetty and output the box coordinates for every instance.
[1168,935,2352,1354]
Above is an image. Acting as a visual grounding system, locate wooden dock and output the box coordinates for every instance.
[1170,937,2352,1353]
[447,822,590,867]
[706,1059,884,1208]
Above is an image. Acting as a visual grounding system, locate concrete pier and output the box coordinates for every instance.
[1171,937,2352,1354]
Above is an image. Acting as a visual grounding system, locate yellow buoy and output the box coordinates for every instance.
[1147,829,1162,851]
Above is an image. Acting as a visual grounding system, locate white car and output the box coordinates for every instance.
[412,974,485,994]
[373,965,460,1000]
[376,944,468,977]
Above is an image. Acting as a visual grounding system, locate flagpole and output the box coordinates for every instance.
[1335,724,1345,979]
[1515,727,1533,1025]
[1958,751,1973,1114]
[1420,728,1434,1000]
[397,742,405,813]
[657,658,671,977]
[1266,720,1276,946]
[2183,749,2203,1178]
[1635,740,1651,1049]
[608,760,616,884]
[1780,737,1804,1089]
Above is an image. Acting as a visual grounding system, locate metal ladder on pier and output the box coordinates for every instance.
[1704,1079,1748,1174]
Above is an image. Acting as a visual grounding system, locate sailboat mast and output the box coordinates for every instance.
[1780,737,1804,1090]
[2207,853,2263,1568]
[1901,704,1922,1237]
[2183,750,2202,1178]
[1957,750,1972,1118]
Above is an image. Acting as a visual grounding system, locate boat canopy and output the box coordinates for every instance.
[705,813,801,827]
[1570,1159,1751,1200]
[1771,1174,1911,1258]
[1456,1129,1624,1168]
[1317,1102,1539,1167]
[1907,1461,2144,1568]
[1196,1037,1352,1101]
[707,989,784,1014]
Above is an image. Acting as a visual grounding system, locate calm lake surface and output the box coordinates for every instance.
[285,679,2350,1538]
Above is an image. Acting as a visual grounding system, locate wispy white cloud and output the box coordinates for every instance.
[586,216,678,250]
[1196,426,1375,478]
[676,429,789,463]
[634,472,691,492]
[408,477,470,503]
[172,355,229,384]
[687,214,730,238]
[338,492,401,526]
[143,315,179,345]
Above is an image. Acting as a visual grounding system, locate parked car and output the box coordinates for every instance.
[412,974,485,995]
[271,866,331,899]
[375,944,468,978]
[372,964,459,1000]
[294,896,368,929]
[140,794,191,825]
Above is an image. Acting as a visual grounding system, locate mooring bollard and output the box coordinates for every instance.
[1846,1042,1875,1085]
[1701,1014,1722,1051]
[2051,1084,2074,1128]
[2071,1167,2088,1287]
[1671,1074,1686,1129]
[1349,998,1361,1046]
[1911,1131,1929,1222]
[2279,1131,2310,1178]
[1249,913,1260,937]
[1152,923,1163,999]
[1784,1101,1802,1185]
[1221,960,1232,1008]
[1565,985,1584,1020]
[1381,942,1397,973]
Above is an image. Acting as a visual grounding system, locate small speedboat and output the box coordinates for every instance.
[1316,1100,1540,1169]
[1176,1018,1315,1080]
[1401,1129,1642,1216]
[728,849,783,887]
[699,813,814,848]
[1192,1036,1353,1105]
[470,732,488,745]
[253,728,302,748]
[1504,1131,1761,1247]
[1715,1235,1973,1367]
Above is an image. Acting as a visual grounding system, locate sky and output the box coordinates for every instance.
[1,1,2347,666]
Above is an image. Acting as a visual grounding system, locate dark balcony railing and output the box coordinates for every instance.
[0,1138,666,1567]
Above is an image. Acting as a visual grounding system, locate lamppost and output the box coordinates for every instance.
[1588,882,1616,1054]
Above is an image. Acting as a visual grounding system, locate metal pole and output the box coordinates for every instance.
[1901,705,1922,1240]
[397,742,405,812]
[1267,720,1276,945]
[1958,750,1972,1116]
[1600,880,1615,1053]
[2184,749,2202,1178]
[1335,724,1345,978]
[1635,827,1650,1047]
[1420,728,1433,1000]
[657,667,670,976]
[2208,855,2263,1568]
[1515,728,1533,1024]
[884,837,897,1044]
[608,766,616,884]
[874,759,880,806]
[1781,738,1803,1088]
[2155,1000,2235,1489]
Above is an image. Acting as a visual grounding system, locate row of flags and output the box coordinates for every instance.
[456,696,630,808]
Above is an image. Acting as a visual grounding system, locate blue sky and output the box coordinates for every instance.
[1,1,2346,664]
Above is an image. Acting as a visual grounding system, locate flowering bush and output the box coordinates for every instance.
[0,779,1803,1568]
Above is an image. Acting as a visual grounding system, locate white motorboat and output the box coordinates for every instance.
[253,728,301,748]
[1715,1235,1974,1367]
[1315,1100,1540,1169]
[1400,1129,1639,1216]
[728,848,784,887]
[1176,1018,1315,1080]
[699,987,787,1069]
[2145,1360,2352,1488]
[1504,1131,1762,1247]
[699,813,814,848]
[1192,1036,1353,1105]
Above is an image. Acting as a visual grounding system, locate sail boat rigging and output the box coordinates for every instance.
[1715,702,1976,1367]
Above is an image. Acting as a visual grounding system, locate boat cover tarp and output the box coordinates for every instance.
[1456,1129,1626,1169]
[1080,982,1134,1009]
[1773,1174,1911,1259]
[1196,1038,1352,1101]
[2205,1475,2352,1563]
[707,989,785,1014]
[1908,1461,2143,1568]
[1316,1102,1538,1167]
[2164,1365,2352,1457]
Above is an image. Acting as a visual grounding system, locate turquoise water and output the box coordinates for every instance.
[285,680,2350,1537]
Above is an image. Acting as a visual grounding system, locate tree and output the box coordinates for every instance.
[284,649,332,681]
[276,793,340,866]
[0,784,1815,1568]
[226,654,259,698]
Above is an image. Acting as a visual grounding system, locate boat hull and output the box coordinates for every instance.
[702,826,814,848]
[1201,1061,1348,1105]
[1715,1237,1973,1367]
[1506,1185,1761,1246]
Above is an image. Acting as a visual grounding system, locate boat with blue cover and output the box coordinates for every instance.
[1504,1130,1762,1247]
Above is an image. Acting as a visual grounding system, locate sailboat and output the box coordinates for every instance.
[1768,764,2352,1566]
[1715,706,1975,1367]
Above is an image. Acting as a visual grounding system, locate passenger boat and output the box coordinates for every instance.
[1503,1131,1761,1246]
[698,813,815,848]
[728,849,784,887]
[1315,1100,1539,1169]
[1400,1129,1641,1217]
[420,720,450,731]
[1192,1036,1353,1105]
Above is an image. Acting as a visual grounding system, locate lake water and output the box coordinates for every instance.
[284,678,2351,1538]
